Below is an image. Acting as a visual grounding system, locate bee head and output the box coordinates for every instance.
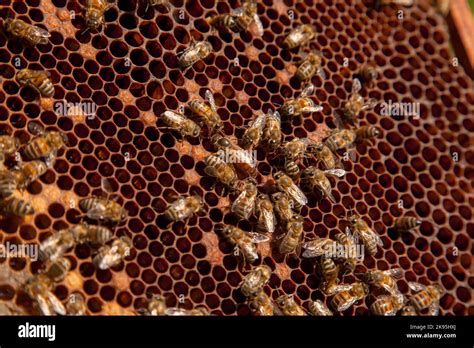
[273,171,284,180]
[347,214,358,225]
[86,17,101,31]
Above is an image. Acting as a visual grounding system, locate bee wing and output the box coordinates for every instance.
[427,302,440,316]
[408,281,426,292]
[165,308,191,316]
[204,164,219,177]
[300,84,315,98]
[335,297,357,312]
[85,203,107,220]
[369,228,384,247]
[259,206,276,233]
[28,121,45,136]
[362,98,378,111]
[163,110,185,122]
[301,105,323,113]
[324,169,346,178]
[46,292,66,315]
[253,113,267,129]
[32,26,51,39]
[351,78,362,94]
[231,190,249,216]
[101,177,114,194]
[393,0,414,6]
[248,232,269,244]
[317,67,326,79]
[205,90,217,113]
[231,6,245,16]
[386,268,403,279]
[253,14,264,36]
[287,182,308,206]
[302,249,325,258]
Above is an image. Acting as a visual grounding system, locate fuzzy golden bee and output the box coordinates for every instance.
[66,292,87,316]
[43,257,72,283]
[308,300,333,316]
[318,257,341,295]
[0,197,34,217]
[248,290,277,316]
[38,229,75,262]
[331,282,369,312]
[188,90,222,133]
[360,268,403,298]
[23,122,67,164]
[178,39,213,72]
[274,171,308,208]
[16,69,55,98]
[161,110,201,138]
[239,265,272,297]
[204,150,239,190]
[271,192,294,222]
[278,214,304,254]
[312,142,338,170]
[165,306,211,316]
[24,274,66,316]
[296,51,326,81]
[262,110,282,151]
[140,294,167,316]
[4,18,50,46]
[211,134,257,178]
[70,223,113,246]
[301,167,346,204]
[324,128,357,153]
[241,113,267,149]
[356,62,378,89]
[79,197,128,224]
[282,137,311,162]
[275,294,307,316]
[13,160,48,189]
[408,282,445,315]
[346,214,383,256]
[255,194,276,233]
[280,84,323,120]
[231,179,258,220]
[370,295,404,316]
[373,0,414,10]
[302,237,343,259]
[220,225,269,263]
[354,125,380,143]
[283,24,315,50]
[93,236,133,270]
[164,195,204,222]
[334,229,359,274]
[341,79,377,124]
[393,216,422,233]
[84,0,112,32]
[0,135,20,158]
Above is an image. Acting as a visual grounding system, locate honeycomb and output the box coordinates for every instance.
[0,0,472,316]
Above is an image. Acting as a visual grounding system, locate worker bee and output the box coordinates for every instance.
[38,229,75,262]
[178,39,213,72]
[13,160,48,189]
[0,135,20,158]
[165,306,211,316]
[334,229,359,274]
[255,194,276,233]
[408,282,445,315]
[280,84,323,120]
[16,69,54,98]
[161,110,201,138]
[4,18,50,46]
[282,138,311,162]
[0,171,17,199]
[239,265,272,297]
[301,167,346,204]
[295,51,326,81]
[283,159,301,180]
[164,195,204,222]
[188,90,222,133]
[66,292,87,316]
[324,128,357,153]
[370,295,404,316]
[331,282,369,312]
[311,142,338,170]
[204,150,239,190]
[241,113,267,149]
[274,171,308,208]
[318,257,341,295]
[355,125,381,143]
[393,216,422,233]
[140,294,167,316]
[231,178,258,220]
[356,62,378,89]
[248,290,277,316]
[43,257,71,283]
[308,300,333,316]
[0,197,34,217]
[400,305,417,316]
[207,0,264,37]
[275,294,307,316]
[262,110,282,151]
[282,24,315,50]
[24,275,66,316]
[93,236,133,270]
[211,134,257,178]
[220,225,269,263]
[23,122,68,165]
[346,214,383,256]
[302,237,342,259]
[360,268,403,299]
[84,0,112,32]
[278,214,304,254]
[373,0,414,10]
[70,223,113,246]
[271,192,294,222]
[143,0,171,12]
[341,79,377,124]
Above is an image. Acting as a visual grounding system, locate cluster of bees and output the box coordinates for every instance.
[1,0,445,316]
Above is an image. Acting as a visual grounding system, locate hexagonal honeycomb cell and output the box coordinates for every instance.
[0,0,472,317]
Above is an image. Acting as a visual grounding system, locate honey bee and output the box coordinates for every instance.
[188,90,222,133]
[16,69,55,98]
[0,197,34,217]
[161,110,201,138]
[232,179,258,220]
[23,122,67,164]
[0,171,17,199]
[248,290,277,316]
[70,223,113,246]
[400,305,417,316]
[355,125,380,143]
[141,294,167,316]
[143,0,170,12]
[296,51,326,81]
[324,128,357,153]
[274,171,308,208]
[278,214,304,254]
[178,39,213,72]
[370,295,404,316]
[255,194,276,233]
[241,113,267,149]
[4,18,50,46]
[211,134,257,178]
[38,229,75,262]
[204,150,239,190]
[280,84,323,120]
[341,79,377,124]
[283,159,301,180]
[164,195,204,222]
[360,268,403,298]
[331,282,369,312]
[43,257,71,283]
[93,236,133,270]
[239,265,272,297]
[0,135,20,158]
[275,294,307,316]
[13,160,48,189]
[346,214,383,256]
[271,192,294,222]
[356,62,378,89]
[318,257,341,295]
[282,138,310,162]
[221,225,269,263]
[301,237,342,259]
[84,0,112,32]
[308,300,333,316]
[301,167,346,204]
[207,0,264,37]
[66,292,87,316]
[165,306,211,316]
[312,142,338,170]
[334,229,359,273]
[24,275,66,316]
[393,216,422,233]
[408,282,445,315]
[262,110,282,151]
[282,24,315,50]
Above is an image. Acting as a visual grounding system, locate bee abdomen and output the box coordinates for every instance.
[79,198,98,212]
[394,217,421,232]
[0,172,17,198]
[0,197,34,216]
